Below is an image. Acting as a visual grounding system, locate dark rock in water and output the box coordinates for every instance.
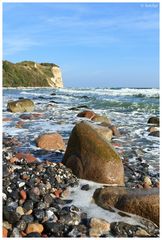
[148,117,159,126]
[76,105,89,109]
[26,232,41,237]
[149,131,159,137]
[81,184,90,191]
[80,95,90,99]
[50,92,56,96]
[49,100,57,103]
[69,105,89,111]
[63,121,124,185]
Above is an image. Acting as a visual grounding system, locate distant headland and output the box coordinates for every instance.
[3,60,64,88]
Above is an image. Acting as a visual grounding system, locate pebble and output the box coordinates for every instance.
[11,227,21,237]
[23,200,34,212]
[21,215,34,223]
[16,206,24,216]
[89,218,110,237]
[3,227,8,237]
[3,221,12,230]
[16,220,27,231]
[34,209,45,221]
[81,184,90,191]
[20,190,27,201]
[26,223,44,234]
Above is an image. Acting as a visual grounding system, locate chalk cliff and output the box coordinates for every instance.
[3,60,64,88]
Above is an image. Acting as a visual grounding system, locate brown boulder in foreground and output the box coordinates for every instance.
[93,187,159,226]
[36,133,65,151]
[63,121,124,185]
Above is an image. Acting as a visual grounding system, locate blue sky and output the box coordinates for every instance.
[3,2,159,88]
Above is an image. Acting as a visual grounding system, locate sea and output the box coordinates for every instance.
[2,87,160,229]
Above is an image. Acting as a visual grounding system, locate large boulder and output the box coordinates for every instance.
[36,133,65,151]
[63,121,124,185]
[7,99,35,113]
[93,187,159,226]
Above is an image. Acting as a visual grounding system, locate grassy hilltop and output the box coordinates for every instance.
[3,60,59,87]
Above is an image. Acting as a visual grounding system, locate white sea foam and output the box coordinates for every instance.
[58,88,159,98]
[65,179,151,227]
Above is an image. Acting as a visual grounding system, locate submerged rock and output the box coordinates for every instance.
[7,99,35,113]
[63,121,124,185]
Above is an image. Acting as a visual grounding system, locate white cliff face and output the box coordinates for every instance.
[47,66,64,88]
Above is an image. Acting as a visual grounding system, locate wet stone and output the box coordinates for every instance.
[16,219,27,231]
[33,209,45,221]
[21,215,34,224]
[68,224,87,237]
[43,194,53,207]
[43,222,69,237]
[81,184,90,191]
[45,208,58,222]
[23,200,34,212]
[10,227,21,237]
[35,201,46,210]
[3,221,12,230]
[3,207,21,224]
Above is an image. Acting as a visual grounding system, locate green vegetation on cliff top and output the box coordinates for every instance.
[3,60,59,87]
